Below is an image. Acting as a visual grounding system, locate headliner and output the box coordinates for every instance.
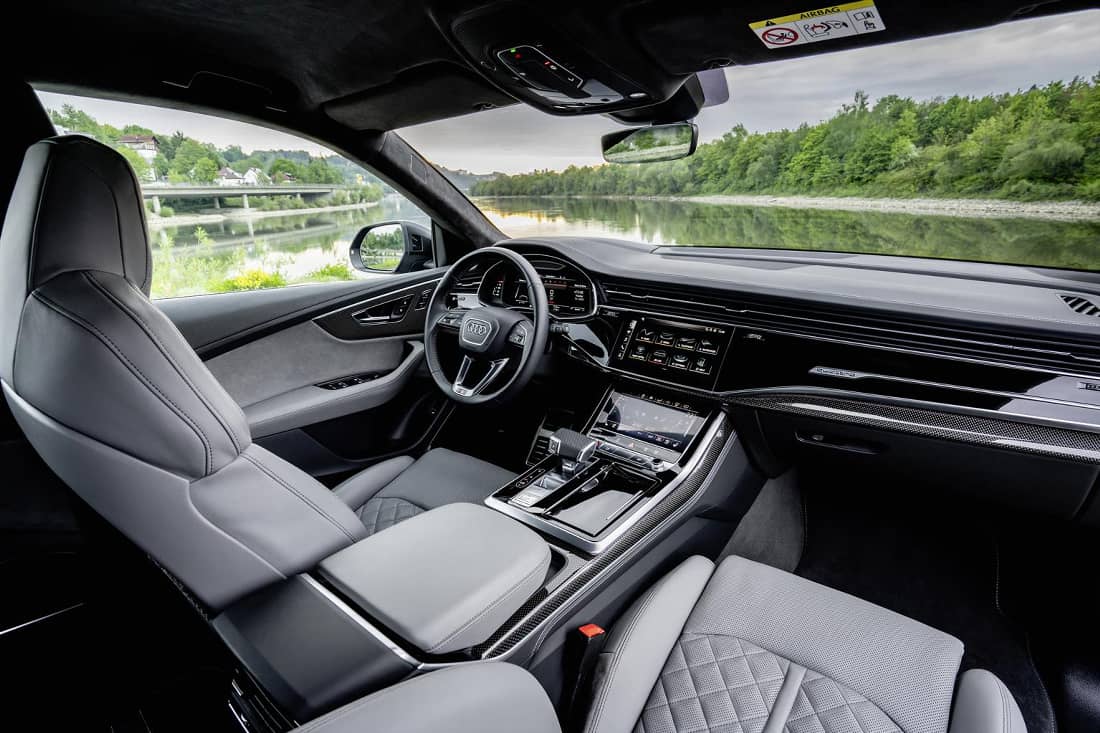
[10,0,1092,137]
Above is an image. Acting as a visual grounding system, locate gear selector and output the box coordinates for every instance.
[549,428,598,477]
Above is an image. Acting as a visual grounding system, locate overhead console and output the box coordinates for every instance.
[447,1,687,115]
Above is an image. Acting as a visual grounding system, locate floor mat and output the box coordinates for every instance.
[720,470,804,572]
[793,476,1056,733]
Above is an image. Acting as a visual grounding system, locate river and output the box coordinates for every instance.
[148,195,1099,298]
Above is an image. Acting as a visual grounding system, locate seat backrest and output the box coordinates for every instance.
[0,137,366,610]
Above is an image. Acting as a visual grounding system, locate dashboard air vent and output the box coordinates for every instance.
[1061,295,1100,318]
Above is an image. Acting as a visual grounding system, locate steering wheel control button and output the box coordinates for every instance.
[508,325,529,346]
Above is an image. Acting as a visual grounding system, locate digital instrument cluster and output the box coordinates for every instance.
[478,256,595,319]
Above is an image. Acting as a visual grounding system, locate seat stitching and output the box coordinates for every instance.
[33,292,212,473]
[427,549,549,652]
[87,273,246,454]
[996,677,1011,733]
[241,450,358,543]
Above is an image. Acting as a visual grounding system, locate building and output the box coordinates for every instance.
[117,134,159,164]
[216,166,245,186]
[242,167,269,185]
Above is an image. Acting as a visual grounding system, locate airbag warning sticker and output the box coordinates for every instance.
[750,0,885,49]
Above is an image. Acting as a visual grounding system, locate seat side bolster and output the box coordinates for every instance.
[291,663,560,733]
[584,555,716,733]
[333,455,416,509]
[949,669,1027,733]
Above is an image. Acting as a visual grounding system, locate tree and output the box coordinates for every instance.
[268,158,302,181]
[114,145,152,181]
[191,157,219,184]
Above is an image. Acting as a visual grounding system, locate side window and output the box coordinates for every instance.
[35,92,430,298]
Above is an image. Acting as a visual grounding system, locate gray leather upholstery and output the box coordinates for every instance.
[586,555,1026,733]
[950,670,1027,733]
[586,555,716,733]
[0,137,367,610]
[320,503,551,654]
[290,663,560,733]
[334,447,516,537]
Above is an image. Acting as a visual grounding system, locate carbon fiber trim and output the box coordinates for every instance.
[472,417,732,657]
[731,393,1100,464]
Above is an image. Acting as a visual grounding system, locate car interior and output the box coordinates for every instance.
[1,1,1099,732]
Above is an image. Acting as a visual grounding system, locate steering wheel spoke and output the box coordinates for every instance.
[452,354,510,398]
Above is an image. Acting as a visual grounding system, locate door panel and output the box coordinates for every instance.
[159,270,442,357]
[159,272,447,479]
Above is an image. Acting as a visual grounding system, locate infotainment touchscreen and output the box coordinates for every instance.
[612,316,732,390]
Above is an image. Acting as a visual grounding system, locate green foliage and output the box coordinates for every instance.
[303,262,356,281]
[473,75,1100,201]
[212,269,288,292]
[158,205,175,217]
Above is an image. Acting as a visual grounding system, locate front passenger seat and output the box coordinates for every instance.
[292,556,1028,733]
[0,135,507,610]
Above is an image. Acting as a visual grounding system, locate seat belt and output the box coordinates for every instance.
[562,623,607,731]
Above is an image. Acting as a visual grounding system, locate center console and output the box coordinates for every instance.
[487,388,713,553]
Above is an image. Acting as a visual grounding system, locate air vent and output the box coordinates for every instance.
[1061,295,1100,318]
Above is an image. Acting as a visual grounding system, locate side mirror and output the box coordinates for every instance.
[601,123,699,164]
[350,221,433,273]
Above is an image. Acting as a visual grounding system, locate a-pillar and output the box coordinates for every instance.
[242,193,250,209]
[151,195,161,215]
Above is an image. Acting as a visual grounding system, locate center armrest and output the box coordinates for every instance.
[318,503,551,655]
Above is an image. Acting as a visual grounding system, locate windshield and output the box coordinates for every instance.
[401,10,1100,271]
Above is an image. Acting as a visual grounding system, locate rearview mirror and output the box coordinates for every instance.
[350,221,433,273]
[601,123,699,164]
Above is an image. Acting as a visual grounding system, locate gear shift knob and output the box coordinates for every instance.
[549,428,597,477]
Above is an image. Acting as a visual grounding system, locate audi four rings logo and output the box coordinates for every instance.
[462,318,492,345]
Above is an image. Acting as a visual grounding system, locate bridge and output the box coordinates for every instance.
[141,183,350,213]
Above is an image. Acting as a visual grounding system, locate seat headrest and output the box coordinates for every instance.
[9,135,151,294]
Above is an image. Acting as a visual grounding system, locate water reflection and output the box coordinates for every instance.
[477,196,1100,271]
[149,195,1099,298]
[150,197,428,298]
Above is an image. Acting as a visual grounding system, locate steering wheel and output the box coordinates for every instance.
[424,248,550,405]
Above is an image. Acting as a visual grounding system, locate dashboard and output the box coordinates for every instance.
[475,254,596,320]
[466,240,1100,525]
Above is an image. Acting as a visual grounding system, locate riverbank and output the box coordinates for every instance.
[653,194,1100,222]
[146,200,379,229]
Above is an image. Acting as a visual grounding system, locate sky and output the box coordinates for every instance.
[39,10,1100,175]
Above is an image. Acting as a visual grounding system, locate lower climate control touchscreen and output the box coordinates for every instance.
[590,390,706,466]
[613,316,731,389]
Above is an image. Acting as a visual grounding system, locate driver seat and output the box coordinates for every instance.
[0,135,512,608]
[333,448,516,536]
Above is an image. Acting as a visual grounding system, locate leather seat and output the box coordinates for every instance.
[294,556,1027,733]
[0,135,511,609]
[332,448,515,536]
